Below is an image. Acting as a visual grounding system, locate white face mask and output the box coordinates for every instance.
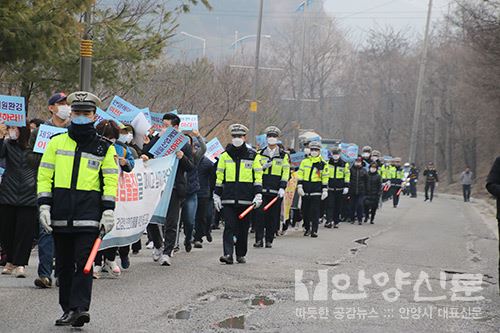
[370,168,377,173]
[232,137,244,147]
[310,150,320,157]
[362,152,370,158]
[56,105,71,120]
[119,134,128,143]
[371,156,378,161]
[8,129,18,140]
[125,133,133,143]
[332,154,340,160]
[267,137,278,145]
[304,148,311,155]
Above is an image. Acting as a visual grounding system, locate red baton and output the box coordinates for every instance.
[83,230,105,275]
[383,184,390,192]
[238,204,256,220]
[263,196,279,212]
[396,188,402,196]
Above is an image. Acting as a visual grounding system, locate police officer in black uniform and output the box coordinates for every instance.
[37,91,119,327]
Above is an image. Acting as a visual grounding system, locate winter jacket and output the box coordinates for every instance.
[114,141,135,173]
[197,156,215,198]
[0,139,38,206]
[460,171,473,185]
[349,166,368,196]
[185,136,207,196]
[486,156,500,220]
[423,168,439,183]
[364,171,382,207]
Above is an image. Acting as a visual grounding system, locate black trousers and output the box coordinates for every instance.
[425,182,435,201]
[302,196,321,233]
[222,205,251,257]
[94,247,117,265]
[147,190,182,256]
[392,186,401,207]
[326,190,343,225]
[255,194,282,244]
[194,196,210,242]
[350,194,365,222]
[409,180,417,197]
[0,205,36,266]
[53,231,97,313]
[463,185,471,202]
[364,203,378,222]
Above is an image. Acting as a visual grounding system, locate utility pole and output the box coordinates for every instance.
[408,0,433,164]
[80,3,93,91]
[249,0,264,145]
[294,0,308,149]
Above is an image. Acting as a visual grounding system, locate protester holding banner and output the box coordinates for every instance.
[296,141,329,238]
[254,126,290,249]
[326,147,350,229]
[0,123,37,278]
[181,131,207,253]
[31,92,71,289]
[92,120,133,277]
[143,113,195,267]
[37,91,119,327]
[215,124,263,264]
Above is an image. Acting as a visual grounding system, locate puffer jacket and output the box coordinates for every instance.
[364,171,382,207]
[0,139,37,206]
[349,166,368,196]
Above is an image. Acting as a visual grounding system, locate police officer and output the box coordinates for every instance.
[214,124,263,264]
[37,91,119,327]
[380,157,394,202]
[389,157,405,208]
[297,141,328,237]
[254,126,290,248]
[325,147,350,229]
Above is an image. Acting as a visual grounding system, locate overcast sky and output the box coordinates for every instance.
[173,0,452,59]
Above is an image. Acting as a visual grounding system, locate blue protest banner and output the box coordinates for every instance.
[150,112,164,131]
[148,127,188,158]
[100,156,178,248]
[205,137,225,163]
[106,96,151,125]
[0,95,25,126]
[321,148,330,161]
[150,156,179,225]
[290,152,306,168]
[95,107,124,128]
[340,143,358,164]
[256,134,267,149]
[33,124,68,154]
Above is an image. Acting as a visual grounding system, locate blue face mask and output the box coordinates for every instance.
[71,115,93,125]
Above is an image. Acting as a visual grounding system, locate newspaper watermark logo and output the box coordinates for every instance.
[294,269,485,302]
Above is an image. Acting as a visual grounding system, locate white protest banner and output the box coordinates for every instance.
[0,95,25,126]
[33,124,68,154]
[100,156,177,249]
[148,127,188,158]
[131,112,151,136]
[204,137,225,163]
[95,107,124,128]
[179,114,198,131]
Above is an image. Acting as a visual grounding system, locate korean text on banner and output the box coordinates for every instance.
[204,137,225,163]
[290,152,306,169]
[0,95,25,126]
[106,96,151,125]
[283,172,298,221]
[148,127,188,158]
[100,156,177,249]
[150,112,164,131]
[179,114,198,131]
[33,124,68,154]
[340,143,359,164]
[95,107,124,128]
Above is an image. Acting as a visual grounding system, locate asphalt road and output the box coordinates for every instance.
[1,194,499,332]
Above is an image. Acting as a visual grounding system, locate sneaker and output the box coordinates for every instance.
[146,241,154,249]
[93,265,102,279]
[265,242,272,248]
[311,233,318,238]
[253,240,263,248]
[206,233,213,243]
[152,248,162,262]
[236,256,246,264]
[104,260,121,277]
[14,266,26,278]
[34,276,52,288]
[333,224,339,229]
[160,254,171,266]
[193,241,203,249]
[370,221,374,224]
[120,256,130,270]
[304,231,311,237]
[219,255,234,265]
[1,263,15,275]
